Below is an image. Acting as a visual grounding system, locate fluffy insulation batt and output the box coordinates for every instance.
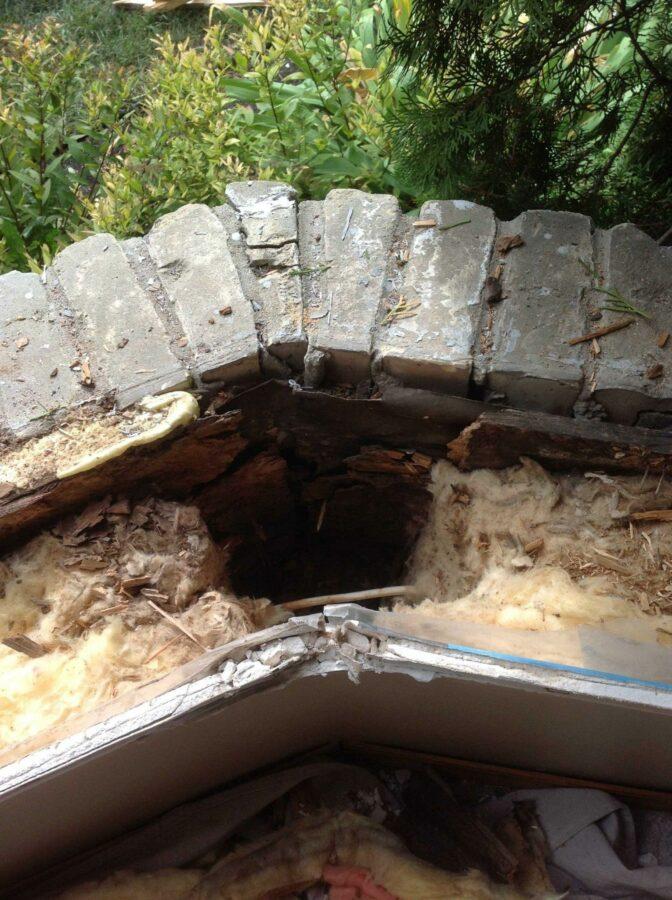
[402,459,672,635]
[60,813,542,899]
[0,497,273,751]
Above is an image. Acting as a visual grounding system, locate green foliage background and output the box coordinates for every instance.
[0,0,670,274]
[386,0,672,236]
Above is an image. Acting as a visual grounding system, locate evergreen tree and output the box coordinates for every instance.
[386,0,672,237]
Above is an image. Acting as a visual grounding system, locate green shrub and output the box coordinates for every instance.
[94,0,416,236]
[385,0,672,235]
[0,21,131,272]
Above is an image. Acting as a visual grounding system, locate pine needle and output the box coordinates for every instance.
[595,287,650,319]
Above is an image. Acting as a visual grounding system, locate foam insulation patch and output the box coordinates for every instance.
[401,459,672,637]
[0,391,198,490]
[0,497,273,751]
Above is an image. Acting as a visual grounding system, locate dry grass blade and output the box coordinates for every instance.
[595,287,650,319]
[382,296,421,325]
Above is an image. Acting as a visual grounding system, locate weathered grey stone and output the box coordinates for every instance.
[306,189,400,384]
[221,182,305,371]
[592,225,672,425]
[375,200,495,393]
[147,204,260,383]
[55,234,189,404]
[225,181,297,247]
[0,271,85,434]
[486,210,592,415]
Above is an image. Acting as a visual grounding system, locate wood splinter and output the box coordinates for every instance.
[568,317,635,346]
[282,585,417,613]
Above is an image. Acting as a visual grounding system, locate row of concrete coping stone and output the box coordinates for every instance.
[1,180,671,442]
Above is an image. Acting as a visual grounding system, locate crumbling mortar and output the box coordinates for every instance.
[471,215,502,391]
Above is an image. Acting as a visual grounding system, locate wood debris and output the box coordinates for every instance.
[495,234,525,254]
[282,585,416,612]
[219,306,233,317]
[80,358,94,387]
[630,509,672,523]
[592,548,630,575]
[146,599,206,650]
[413,219,437,228]
[568,317,634,345]
[2,635,46,658]
[646,363,665,380]
[658,331,670,349]
[524,537,544,555]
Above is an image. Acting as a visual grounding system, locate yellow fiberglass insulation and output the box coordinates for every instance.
[401,459,672,634]
[0,497,274,752]
[59,813,543,900]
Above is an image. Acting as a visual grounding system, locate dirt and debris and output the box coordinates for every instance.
[0,496,278,750]
[399,459,672,635]
[658,331,670,349]
[484,276,503,304]
[646,362,665,380]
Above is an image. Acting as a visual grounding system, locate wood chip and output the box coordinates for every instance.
[658,331,670,349]
[496,234,524,254]
[411,451,433,469]
[2,635,46,658]
[630,509,672,523]
[413,219,437,228]
[50,367,58,378]
[0,482,16,501]
[219,306,233,316]
[283,585,417,612]
[66,555,107,571]
[647,363,665,380]
[591,338,601,357]
[592,548,630,574]
[568,317,634,345]
[80,358,94,386]
[120,574,154,592]
[524,537,544,555]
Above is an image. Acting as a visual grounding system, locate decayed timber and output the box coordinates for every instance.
[448,407,672,473]
[0,412,247,548]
